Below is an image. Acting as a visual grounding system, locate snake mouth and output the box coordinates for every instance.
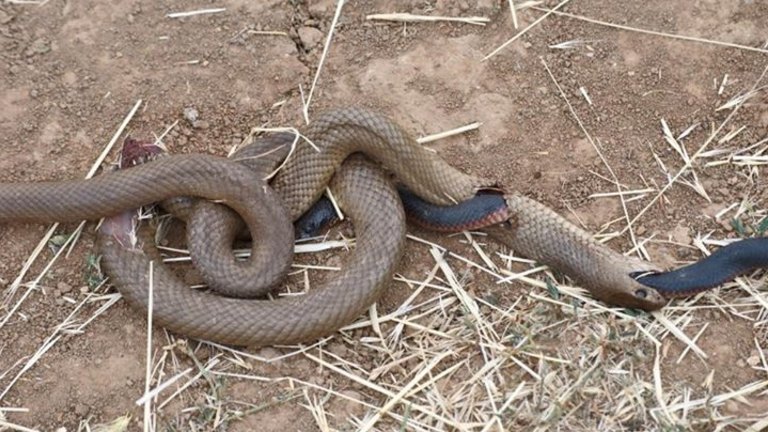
[630,270,667,299]
[630,270,657,280]
[120,138,165,169]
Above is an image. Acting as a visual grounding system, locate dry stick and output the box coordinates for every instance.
[0,100,142,330]
[366,13,490,26]
[507,0,519,29]
[248,30,289,36]
[134,367,192,407]
[166,8,226,19]
[417,122,481,144]
[675,322,709,364]
[0,226,80,332]
[483,0,571,60]
[539,57,640,253]
[532,7,768,55]
[747,417,768,432]
[0,419,38,432]
[302,0,345,124]
[143,261,155,432]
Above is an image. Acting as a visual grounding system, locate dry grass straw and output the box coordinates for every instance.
[366,13,490,27]
[506,0,519,29]
[301,0,345,124]
[4,0,49,4]
[165,8,226,19]
[142,262,156,432]
[417,122,481,144]
[531,6,768,55]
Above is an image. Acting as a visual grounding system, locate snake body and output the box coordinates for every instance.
[154,134,299,298]
[395,188,665,309]
[99,155,406,345]
[633,238,768,296]
[7,106,752,346]
[182,109,666,313]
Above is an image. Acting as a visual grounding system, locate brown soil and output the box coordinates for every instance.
[1,0,767,431]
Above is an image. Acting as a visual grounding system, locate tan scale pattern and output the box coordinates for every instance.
[485,194,665,310]
[97,156,406,346]
[0,107,670,347]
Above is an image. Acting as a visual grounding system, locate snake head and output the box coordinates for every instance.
[488,194,670,312]
[597,258,668,311]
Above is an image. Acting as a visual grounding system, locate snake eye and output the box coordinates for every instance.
[499,219,517,230]
[635,289,648,299]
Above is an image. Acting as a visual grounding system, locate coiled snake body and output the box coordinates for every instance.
[1,107,762,346]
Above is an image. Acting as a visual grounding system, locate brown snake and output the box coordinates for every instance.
[0,108,666,346]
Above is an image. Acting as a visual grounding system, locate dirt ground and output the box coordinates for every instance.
[1,0,767,431]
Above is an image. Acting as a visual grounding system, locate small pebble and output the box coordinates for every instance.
[57,281,72,294]
[723,400,740,414]
[25,38,51,57]
[74,403,89,417]
[183,107,199,124]
[327,342,347,357]
[256,347,282,362]
[333,389,365,418]
[308,2,329,15]
[298,26,324,49]
[308,375,325,385]
[0,9,12,24]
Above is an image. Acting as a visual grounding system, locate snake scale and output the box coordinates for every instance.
[0,107,679,346]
